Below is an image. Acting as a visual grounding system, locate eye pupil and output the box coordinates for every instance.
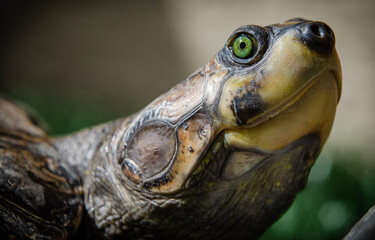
[232,35,253,59]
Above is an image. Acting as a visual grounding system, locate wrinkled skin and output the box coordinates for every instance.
[0,18,342,239]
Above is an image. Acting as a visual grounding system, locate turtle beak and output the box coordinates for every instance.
[299,20,342,102]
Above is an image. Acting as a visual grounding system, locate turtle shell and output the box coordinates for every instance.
[0,98,83,239]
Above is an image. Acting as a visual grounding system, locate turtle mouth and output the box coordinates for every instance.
[224,68,340,150]
[241,68,341,130]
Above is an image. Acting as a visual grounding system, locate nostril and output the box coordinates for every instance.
[301,21,335,55]
[309,22,333,38]
[310,23,322,37]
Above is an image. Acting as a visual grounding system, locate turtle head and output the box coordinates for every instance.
[118,18,341,194]
[98,18,341,238]
[203,18,342,181]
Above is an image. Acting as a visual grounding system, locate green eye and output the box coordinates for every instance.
[232,35,253,59]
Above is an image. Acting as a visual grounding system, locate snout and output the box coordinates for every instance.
[300,21,335,55]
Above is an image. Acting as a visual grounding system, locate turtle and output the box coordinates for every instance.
[0,18,342,239]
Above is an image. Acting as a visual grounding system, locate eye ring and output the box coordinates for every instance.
[219,25,269,67]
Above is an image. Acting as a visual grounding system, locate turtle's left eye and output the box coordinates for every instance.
[221,26,268,66]
[232,35,253,59]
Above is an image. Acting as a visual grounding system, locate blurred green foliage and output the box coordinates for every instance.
[260,150,375,240]
[5,85,123,135]
[4,87,375,239]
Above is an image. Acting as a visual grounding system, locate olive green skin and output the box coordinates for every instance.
[0,18,341,239]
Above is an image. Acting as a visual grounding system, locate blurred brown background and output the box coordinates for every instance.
[1,0,375,155]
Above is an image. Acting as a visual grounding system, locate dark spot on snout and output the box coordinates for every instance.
[230,87,265,126]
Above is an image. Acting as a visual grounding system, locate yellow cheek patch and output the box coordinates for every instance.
[224,71,338,152]
[259,32,324,107]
